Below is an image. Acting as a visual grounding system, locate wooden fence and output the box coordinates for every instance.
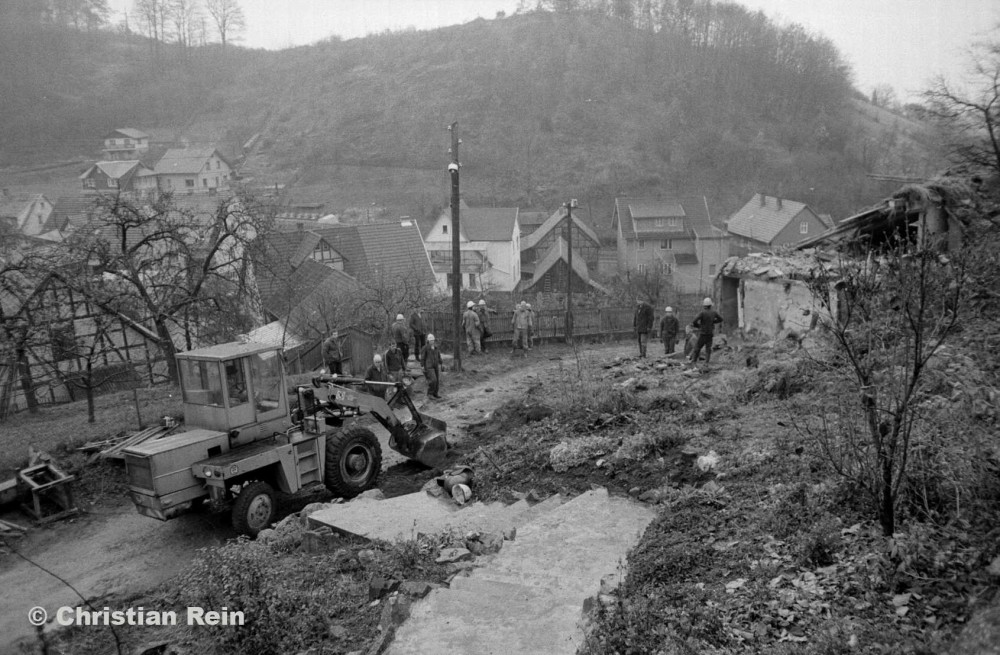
[284,326,376,376]
[424,306,636,349]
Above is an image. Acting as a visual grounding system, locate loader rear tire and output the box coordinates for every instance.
[232,481,276,537]
[325,426,382,498]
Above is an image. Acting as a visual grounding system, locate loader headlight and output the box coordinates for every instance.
[203,466,213,477]
[230,465,239,476]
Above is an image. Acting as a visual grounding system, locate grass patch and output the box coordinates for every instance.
[0,386,182,476]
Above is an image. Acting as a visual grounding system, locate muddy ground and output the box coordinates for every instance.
[0,341,633,653]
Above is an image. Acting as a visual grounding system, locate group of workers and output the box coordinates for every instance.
[633,296,723,364]
[320,308,444,400]
[320,296,722,404]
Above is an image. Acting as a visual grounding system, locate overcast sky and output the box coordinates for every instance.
[108,0,1000,100]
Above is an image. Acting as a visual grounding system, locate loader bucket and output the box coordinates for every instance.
[391,412,448,469]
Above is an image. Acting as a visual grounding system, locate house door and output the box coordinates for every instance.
[721,277,740,331]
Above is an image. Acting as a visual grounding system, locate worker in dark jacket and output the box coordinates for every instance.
[390,314,410,362]
[409,308,427,360]
[689,297,723,365]
[660,306,680,356]
[475,299,491,353]
[322,331,343,375]
[633,299,654,357]
[384,343,406,383]
[364,354,390,398]
[419,333,443,399]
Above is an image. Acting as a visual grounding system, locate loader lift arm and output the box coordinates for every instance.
[297,375,448,469]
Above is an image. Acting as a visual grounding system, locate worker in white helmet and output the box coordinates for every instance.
[420,334,443,399]
[463,300,482,355]
[689,297,723,365]
[660,306,679,356]
[390,313,411,362]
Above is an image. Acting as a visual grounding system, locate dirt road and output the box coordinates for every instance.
[0,343,628,653]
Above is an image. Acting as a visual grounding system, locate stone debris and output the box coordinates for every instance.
[369,576,401,601]
[549,436,616,472]
[399,581,438,599]
[696,450,720,472]
[436,547,473,564]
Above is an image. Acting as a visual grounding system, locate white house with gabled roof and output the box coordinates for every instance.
[153,147,232,195]
[420,200,521,292]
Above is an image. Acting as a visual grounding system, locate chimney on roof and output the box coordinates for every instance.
[777,197,783,210]
[759,194,766,207]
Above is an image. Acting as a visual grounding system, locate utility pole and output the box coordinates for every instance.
[448,123,462,372]
[564,199,577,343]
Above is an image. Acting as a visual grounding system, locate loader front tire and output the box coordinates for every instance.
[325,426,382,498]
[232,481,276,537]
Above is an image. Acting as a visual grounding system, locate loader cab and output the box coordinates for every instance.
[177,342,290,447]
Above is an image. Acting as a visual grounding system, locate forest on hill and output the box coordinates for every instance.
[0,0,940,220]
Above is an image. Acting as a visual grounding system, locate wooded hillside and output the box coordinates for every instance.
[0,1,940,220]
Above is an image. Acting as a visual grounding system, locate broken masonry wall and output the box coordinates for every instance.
[738,277,826,338]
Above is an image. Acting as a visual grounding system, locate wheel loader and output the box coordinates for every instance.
[123,341,448,536]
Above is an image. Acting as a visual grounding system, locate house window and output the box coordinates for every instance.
[446,273,455,288]
[216,160,221,170]
[442,224,448,235]
[85,179,95,188]
[638,239,646,250]
[709,264,717,276]
[468,273,476,288]
[660,239,672,250]
[800,221,809,234]
[185,179,195,188]
[107,178,117,188]
[203,178,208,187]
[314,242,342,266]
[50,324,77,363]
[637,263,647,274]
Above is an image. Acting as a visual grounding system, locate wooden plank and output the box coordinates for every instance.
[100,425,175,460]
[0,518,28,532]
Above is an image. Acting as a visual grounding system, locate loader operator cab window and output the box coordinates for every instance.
[225,359,249,407]
[249,353,282,414]
[179,359,223,406]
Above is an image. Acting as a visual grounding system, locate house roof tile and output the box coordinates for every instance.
[614,197,719,239]
[521,207,600,252]
[104,128,149,140]
[726,194,812,244]
[80,161,144,181]
[525,236,608,294]
[154,147,230,175]
[443,206,519,242]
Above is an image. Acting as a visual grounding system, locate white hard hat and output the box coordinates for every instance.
[478,299,486,306]
[467,301,474,308]
[373,354,382,363]
[396,313,404,320]
[526,303,532,309]
[703,297,713,306]
[427,333,435,341]
[665,306,673,312]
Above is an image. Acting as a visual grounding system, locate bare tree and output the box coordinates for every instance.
[204,0,244,48]
[58,190,275,384]
[168,0,201,47]
[806,237,970,536]
[923,40,1000,174]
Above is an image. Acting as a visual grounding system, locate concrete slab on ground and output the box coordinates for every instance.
[386,487,656,655]
[307,492,567,541]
